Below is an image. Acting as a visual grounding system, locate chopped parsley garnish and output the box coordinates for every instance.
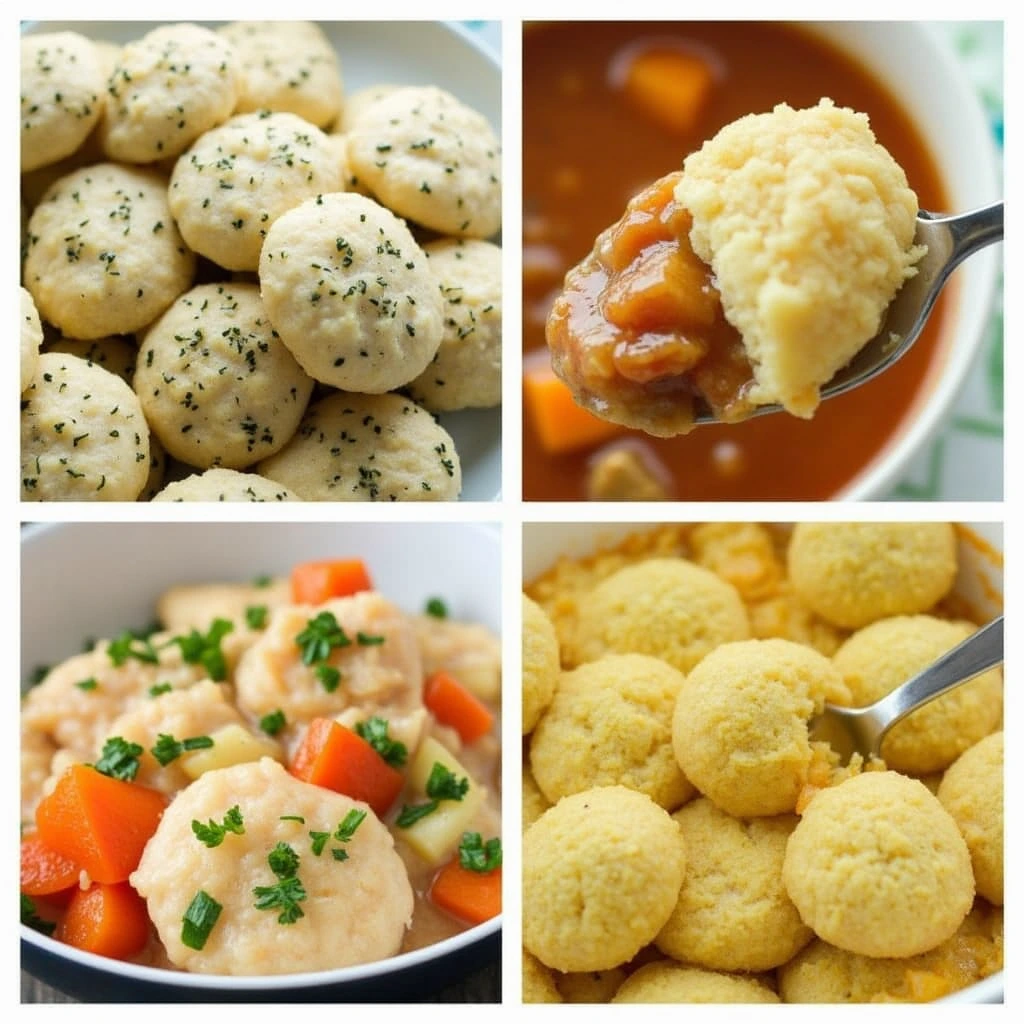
[295,611,351,664]
[280,814,305,823]
[192,805,245,848]
[253,842,306,924]
[93,736,144,781]
[260,709,287,735]
[354,717,407,767]
[309,830,330,856]
[356,631,385,646]
[424,597,448,619]
[245,604,269,629]
[149,682,173,698]
[314,663,341,693]
[253,574,272,588]
[21,894,55,936]
[108,630,160,666]
[152,732,214,766]
[396,762,469,828]
[335,808,367,842]
[170,618,234,681]
[181,890,222,950]
[74,677,98,691]
[459,832,503,873]
[28,665,50,686]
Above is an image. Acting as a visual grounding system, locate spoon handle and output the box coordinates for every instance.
[873,615,1003,736]
[930,201,1004,271]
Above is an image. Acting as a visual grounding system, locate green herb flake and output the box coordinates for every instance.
[181,890,222,950]
[192,805,245,848]
[314,663,341,693]
[93,736,144,781]
[152,732,214,767]
[309,830,330,856]
[356,631,385,646]
[21,894,56,936]
[260,709,287,736]
[149,682,173,698]
[245,604,269,629]
[171,618,234,681]
[107,630,160,667]
[295,611,351,664]
[396,762,469,828]
[74,676,99,691]
[424,597,448,619]
[354,717,407,767]
[458,832,503,873]
[253,842,306,924]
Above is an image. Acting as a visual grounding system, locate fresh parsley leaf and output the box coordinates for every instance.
[356,631,385,646]
[395,802,438,828]
[21,894,55,936]
[396,762,469,828]
[108,630,160,667]
[152,733,214,766]
[245,604,269,629]
[253,843,306,924]
[181,890,222,950]
[331,848,350,861]
[148,682,173,698]
[253,574,272,588]
[334,808,367,843]
[424,597,448,619]
[354,717,407,767]
[459,832,503,873]
[279,814,305,823]
[170,618,234,681]
[295,611,351,664]
[309,830,330,856]
[314,663,341,693]
[93,736,143,781]
[191,806,245,848]
[74,677,98,691]
[260,709,287,735]
[267,841,300,880]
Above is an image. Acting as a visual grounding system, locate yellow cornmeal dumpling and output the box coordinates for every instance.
[612,962,780,1004]
[531,653,694,810]
[656,798,812,970]
[574,557,749,673]
[522,594,559,734]
[787,522,957,629]
[938,732,1003,905]
[522,763,550,832]
[556,967,628,1004]
[778,904,1004,1003]
[523,786,684,973]
[522,949,562,1004]
[833,615,1002,775]
[782,771,974,959]
[676,98,924,417]
[672,638,848,817]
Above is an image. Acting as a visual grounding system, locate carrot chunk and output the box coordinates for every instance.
[624,48,715,135]
[423,670,495,744]
[291,559,374,605]
[58,882,150,960]
[523,360,625,454]
[35,764,168,884]
[290,718,404,818]
[430,859,502,925]
[21,832,82,897]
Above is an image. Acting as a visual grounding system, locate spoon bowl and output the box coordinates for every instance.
[693,201,1004,425]
[809,615,1003,764]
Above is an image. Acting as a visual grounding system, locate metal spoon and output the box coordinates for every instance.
[693,201,1004,424]
[809,615,1003,764]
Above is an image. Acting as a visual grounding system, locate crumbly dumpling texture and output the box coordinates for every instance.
[788,522,958,629]
[258,192,443,392]
[530,653,694,810]
[523,785,684,973]
[347,86,501,238]
[150,466,300,502]
[832,615,1002,775]
[656,798,812,970]
[672,638,848,817]
[523,949,562,1003]
[676,98,924,416]
[218,21,343,129]
[338,84,402,133]
[21,352,149,501]
[782,771,974,958]
[20,32,106,172]
[131,758,413,975]
[937,732,1003,905]
[522,764,551,832]
[573,557,749,673]
[134,282,314,469]
[169,112,344,271]
[556,967,627,1004]
[522,594,559,733]
[100,23,241,163]
[20,287,43,393]
[25,163,196,339]
[611,962,780,1004]
[258,391,462,502]
[45,335,138,384]
[406,238,503,411]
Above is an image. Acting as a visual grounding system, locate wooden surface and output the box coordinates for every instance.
[21,960,500,1003]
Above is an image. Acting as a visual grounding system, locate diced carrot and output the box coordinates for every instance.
[58,882,150,961]
[623,48,715,135]
[35,764,168,885]
[430,859,502,925]
[291,559,374,605]
[523,360,625,455]
[21,832,82,897]
[290,718,404,818]
[423,671,495,744]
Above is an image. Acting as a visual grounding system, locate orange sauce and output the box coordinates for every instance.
[522,21,951,500]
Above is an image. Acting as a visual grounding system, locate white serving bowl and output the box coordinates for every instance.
[806,22,1001,499]
[21,520,501,1001]
[20,20,502,502]
[523,520,1003,1004]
